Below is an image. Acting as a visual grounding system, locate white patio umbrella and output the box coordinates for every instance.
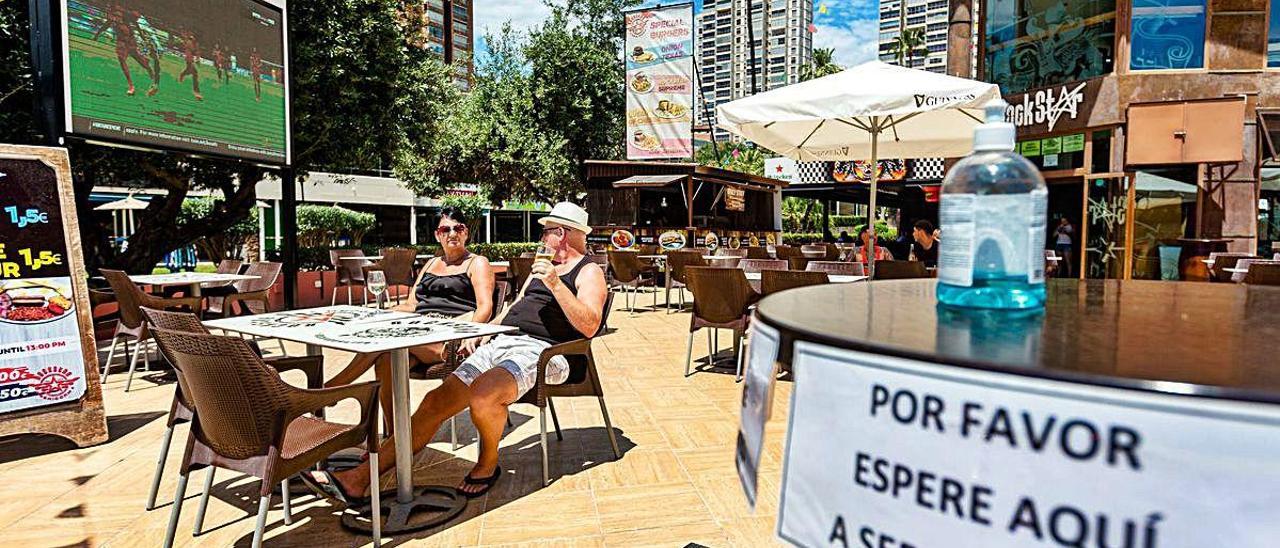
[94,194,150,242]
[717,61,1000,272]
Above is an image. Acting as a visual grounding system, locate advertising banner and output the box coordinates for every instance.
[624,4,694,160]
[0,153,89,415]
[778,342,1280,547]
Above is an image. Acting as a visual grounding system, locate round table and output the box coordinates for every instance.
[749,279,1280,546]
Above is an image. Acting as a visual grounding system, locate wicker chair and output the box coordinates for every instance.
[209,261,282,317]
[140,308,326,513]
[609,250,657,313]
[1231,259,1280,283]
[1243,263,1280,286]
[329,249,370,305]
[773,245,802,260]
[745,246,771,259]
[738,259,788,273]
[663,250,707,312]
[363,248,418,304]
[787,256,818,271]
[717,248,749,258]
[514,292,620,486]
[100,269,203,392]
[761,270,829,295]
[149,327,381,548]
[164,259,242,298]
[684,267,759,381]
[508,257,536,294]
[873,260,929,280]
[806,261,865,276]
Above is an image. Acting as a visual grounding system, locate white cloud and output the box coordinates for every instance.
[813,18,879,68]
[472,0,554,43]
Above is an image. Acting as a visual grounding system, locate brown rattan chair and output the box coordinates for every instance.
[514,292,619,486]
[773,245,802,260]
[140,308,326,513]
[1243,263,1280,286]
[149,327,382,548]
[209,261,282,317]
[761,269,829,295]
[100,269,203,392]
[508,257,535,294]
[662,250,706,312]
[738,259,788,273]
[609,250,657,313]
[330,249,370,305]
[745,246,771,259]
[823,243,842,260]
[806,261,865,276]
[717,248,749,258]
[873,260,929,280]
[787,256,818,271]
[201,259,243,291]
[363,248,418,304]
[684,267,759,381]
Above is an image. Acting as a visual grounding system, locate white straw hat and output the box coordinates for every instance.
[539,202,592,234]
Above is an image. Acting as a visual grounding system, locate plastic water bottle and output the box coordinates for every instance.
[937,100,1048,309]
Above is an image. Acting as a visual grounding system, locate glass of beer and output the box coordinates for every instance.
[535,243,554,264]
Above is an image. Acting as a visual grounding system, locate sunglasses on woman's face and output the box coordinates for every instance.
[436,224,467,235]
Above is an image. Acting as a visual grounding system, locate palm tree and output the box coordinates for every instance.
[890,28,928,68]
[800,47,843,81]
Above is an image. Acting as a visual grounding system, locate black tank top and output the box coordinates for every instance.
[501,257,590,344]
[414,256,479,317]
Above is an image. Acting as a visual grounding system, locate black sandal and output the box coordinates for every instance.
[460,465,502,498]
[300,470,370,508]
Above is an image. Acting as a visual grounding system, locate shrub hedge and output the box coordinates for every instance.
[274,242,542,271]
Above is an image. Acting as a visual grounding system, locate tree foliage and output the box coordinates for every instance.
[694,141,765,176]
[296,205,376,247]
[890,28,928,67]
[800,47,843,81]
[179,198,259,260]
[439,193,489,223]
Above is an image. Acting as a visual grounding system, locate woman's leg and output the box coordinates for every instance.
[329,376,472,496]
[459,368,519,494]
[324,351,384,388]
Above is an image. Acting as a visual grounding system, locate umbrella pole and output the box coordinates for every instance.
[867,118,880,278]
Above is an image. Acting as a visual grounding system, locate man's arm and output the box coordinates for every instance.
[544,262,607,338]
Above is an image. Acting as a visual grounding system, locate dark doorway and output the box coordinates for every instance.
[1046,179,1083,278]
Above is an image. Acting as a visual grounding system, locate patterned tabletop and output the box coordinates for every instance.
[128,272,259,286]
[204,305,516,353]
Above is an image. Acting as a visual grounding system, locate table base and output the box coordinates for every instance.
[340,486,467,534]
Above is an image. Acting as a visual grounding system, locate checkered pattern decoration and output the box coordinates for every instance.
[796,161,828,183]
[908,157,946,182]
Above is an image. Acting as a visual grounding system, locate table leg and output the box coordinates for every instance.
[342,347,466,534]
[390,348,413,504]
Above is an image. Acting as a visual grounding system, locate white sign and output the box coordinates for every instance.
[766,157,799,183]
[624,5,694,159]
[1042,153,1059,168]
[779,342,1280,548]
[737,320,781,508]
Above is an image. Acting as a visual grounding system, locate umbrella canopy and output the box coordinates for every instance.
[93,194,150,211]
[716,61,1001,275]
[717,61,1000,161]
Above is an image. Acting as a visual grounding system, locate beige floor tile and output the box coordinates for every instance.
[479,490,600,545]
[587,448,690,490]
[601,520,730,547]
[594,483,712,534]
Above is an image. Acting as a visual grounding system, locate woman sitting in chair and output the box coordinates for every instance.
[324,207,496,412]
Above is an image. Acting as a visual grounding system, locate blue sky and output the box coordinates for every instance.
[473,0,878,68]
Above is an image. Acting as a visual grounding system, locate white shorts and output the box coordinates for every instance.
[453,334,570,397]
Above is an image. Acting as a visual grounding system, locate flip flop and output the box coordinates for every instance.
[299,469,369,509]
[460,465,502,498]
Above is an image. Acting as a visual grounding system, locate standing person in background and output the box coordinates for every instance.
[1055,217,1074,278]
[250,48,263,102]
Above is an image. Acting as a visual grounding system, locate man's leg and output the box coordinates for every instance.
[327,376,471,497]
[460,367,518,494]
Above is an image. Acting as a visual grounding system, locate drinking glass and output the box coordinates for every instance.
[366,270,387,309]
[534,243,554,264]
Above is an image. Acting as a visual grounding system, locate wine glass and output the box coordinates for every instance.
[366,270,387,309]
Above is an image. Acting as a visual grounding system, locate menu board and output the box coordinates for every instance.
[624,4,694,160]
[0,154,89,414]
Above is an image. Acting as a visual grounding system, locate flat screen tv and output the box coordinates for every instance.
[60,0,290,164]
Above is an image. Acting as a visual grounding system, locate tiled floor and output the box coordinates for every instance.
[0,290,792,546]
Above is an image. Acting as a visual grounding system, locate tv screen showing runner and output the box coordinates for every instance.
[60,0,289,164]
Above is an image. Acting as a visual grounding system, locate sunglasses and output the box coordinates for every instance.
[435,224,468,235]
[541,226,566,238]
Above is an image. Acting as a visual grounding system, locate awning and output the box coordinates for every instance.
[612,175,687,188]
[1260,110,1280,164]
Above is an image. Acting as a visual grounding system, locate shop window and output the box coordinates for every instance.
[984,0,1116,94]
[1130,168,1198,280]
[1130,0,1206,70]
[1270,0,1280,67]
[1091,130,1111,173]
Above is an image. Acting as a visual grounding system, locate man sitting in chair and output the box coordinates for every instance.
[305,202,608,502]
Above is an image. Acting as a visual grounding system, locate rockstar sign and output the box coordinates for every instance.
[1003,79,1101,137]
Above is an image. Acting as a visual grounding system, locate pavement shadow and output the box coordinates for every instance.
[0,411,165,465]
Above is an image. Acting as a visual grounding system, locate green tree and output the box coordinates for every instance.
[179,198,259,261]
[694,141,765,176]
[890,28,927,68]
[800,47,843,81]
